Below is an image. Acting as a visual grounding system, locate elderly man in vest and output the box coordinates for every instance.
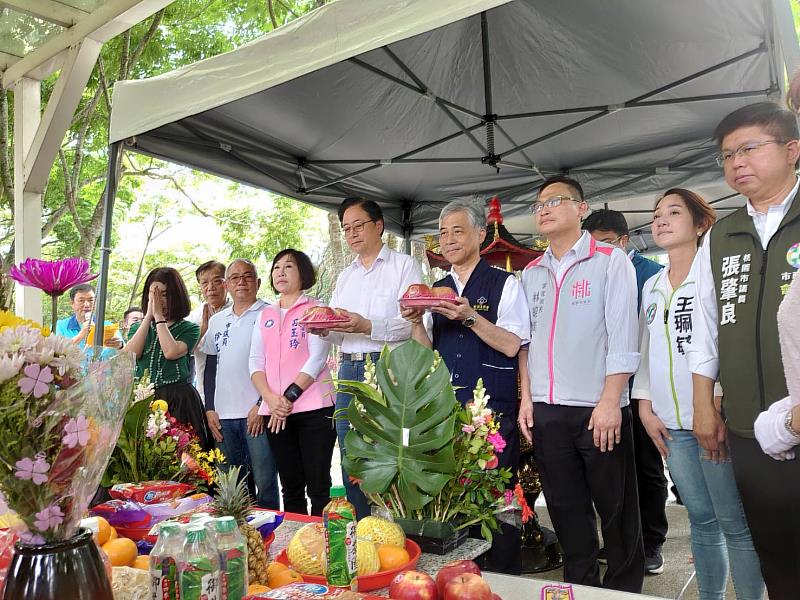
[403,199,530,574]
[518,176,643,593]
[687,101,800,599]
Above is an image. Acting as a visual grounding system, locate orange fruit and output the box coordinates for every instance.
[95,517,113,545]
[102,538,138,567]
[132,555,150,570]
[266,561,288,581]
[377,544,410,571]
[107,527,118,541]
[248,584,271,594]
[269,568,303,588]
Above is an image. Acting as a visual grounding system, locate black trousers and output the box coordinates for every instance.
[728,430,800,600]
[266,406,337,516]
[630,398,668,553]
[533,403,644,593]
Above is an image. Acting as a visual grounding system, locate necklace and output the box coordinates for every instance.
[147,322,182,388]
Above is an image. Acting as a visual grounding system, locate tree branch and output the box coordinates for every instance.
[0,89,13,213]
[267,0,279,29]
[127,10,165,78]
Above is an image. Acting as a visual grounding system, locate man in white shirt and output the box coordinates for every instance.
[519,176,643,593]
[403,199,530,574]
[311,197,423,518]
[686,101,800,597]
[188,260,231,401]
[202,259,279,509]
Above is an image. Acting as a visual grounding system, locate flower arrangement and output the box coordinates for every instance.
[0,311,134,543]
[102,375,224,490]
[9,258,98,332]
[338,341,532,541]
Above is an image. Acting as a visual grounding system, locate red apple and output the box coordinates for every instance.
[443,573,492,600]
[492,594,503,600]
[389,569,438,600]
[435,560,481,598]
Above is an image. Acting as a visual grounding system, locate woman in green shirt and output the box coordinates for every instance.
[127,267,212,449]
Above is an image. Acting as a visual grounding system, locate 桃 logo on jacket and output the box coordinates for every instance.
[787,242,800,269]
[646,302,658,324]
[264,319,275,328]
[570,279,591,302]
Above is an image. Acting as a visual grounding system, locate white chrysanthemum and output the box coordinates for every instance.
[0,353,25,383]
[24,346,55,368]
[0,326,42,355]
[134,381,155,402]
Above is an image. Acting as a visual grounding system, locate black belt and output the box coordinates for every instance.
[341,351,382,362]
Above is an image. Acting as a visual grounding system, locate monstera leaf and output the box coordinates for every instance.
[339,341,459,512]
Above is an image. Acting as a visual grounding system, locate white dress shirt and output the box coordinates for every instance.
[188,299,231,400]
[325,244,424,353]
[686,178,799,381]
[422,265,531,343]
[201,299,265,420]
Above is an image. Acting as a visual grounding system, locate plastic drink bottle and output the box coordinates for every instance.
[149,522,184,600]
[213,516,248,600]
[179,525,221,600]
[323,486,357,589]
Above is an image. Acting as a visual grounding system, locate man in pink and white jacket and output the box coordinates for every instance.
[518,176,643,593]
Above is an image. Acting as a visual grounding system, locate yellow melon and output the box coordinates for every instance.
[357,540,380,576]
[286,523,326,576]
[356,516,405,547]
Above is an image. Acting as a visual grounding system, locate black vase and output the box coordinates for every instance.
[3,528,112,600]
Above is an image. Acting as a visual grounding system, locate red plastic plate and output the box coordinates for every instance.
[399,297,458,309]
[298,319,349,328]
[275,539,421,592]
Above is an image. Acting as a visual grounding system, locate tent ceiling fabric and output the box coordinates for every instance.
[110,0,794,248]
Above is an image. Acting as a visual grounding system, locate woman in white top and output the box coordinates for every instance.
[633,188,764,600]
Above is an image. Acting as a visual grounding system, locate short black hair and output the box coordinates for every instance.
[582,209,629,237]
[69,284,95,301]
[140,267,192,321]
[337,197,384,235]
[538,175,585,201]
[713,101,799,146]
[195,260,226,281]
[123,306,142,319]
[270,249,317,293]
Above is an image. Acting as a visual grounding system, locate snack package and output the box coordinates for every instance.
[541,584,574,600]
[91,499,152,528]
[0,529,17,596]
[110,481,195,504]
[245,582,383,600]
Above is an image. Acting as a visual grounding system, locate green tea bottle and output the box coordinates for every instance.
[179,525,221,600]
[213,516,248,600]
[323,486,357,589]
[149,522,183,600]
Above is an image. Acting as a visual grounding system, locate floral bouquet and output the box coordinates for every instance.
[0,312,135,544]
[102,374,224,490]
[338,341,532,542]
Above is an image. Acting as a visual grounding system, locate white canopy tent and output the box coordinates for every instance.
[95,0,800,331]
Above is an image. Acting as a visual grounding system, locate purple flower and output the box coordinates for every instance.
[14,456,50,485]
[18,530,45,545]
[33,504,64,531]
[18,364,53,398]
[487,431,506,454]
[9,258,97,297]
[63,415,90,448]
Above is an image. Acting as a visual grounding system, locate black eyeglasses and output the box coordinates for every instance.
[342,220,374,236]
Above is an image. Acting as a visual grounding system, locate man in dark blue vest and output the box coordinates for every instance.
[402,199,530,574]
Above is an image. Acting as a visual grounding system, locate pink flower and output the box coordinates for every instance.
[461,424,475,433]
[487,432,506,453]
[18,364,53,398]
[459,477,473,486]
[9,258,97,297]
[33,504,64,531]
[62,415,90,448]
[485,455,499,469]
[14,456,49,485]
[18,530,45,545]
[504,488,514,505]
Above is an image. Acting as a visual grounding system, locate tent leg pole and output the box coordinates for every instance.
[93,141,121,357]
[402,201,412,255]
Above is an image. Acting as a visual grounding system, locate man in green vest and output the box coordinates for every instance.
[688,101,800,599]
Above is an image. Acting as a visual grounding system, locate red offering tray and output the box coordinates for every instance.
[275,539,421,592]
[298,319,348,329]
[399,297,459,309]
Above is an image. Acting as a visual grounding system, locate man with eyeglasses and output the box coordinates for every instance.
[519,176,644,592]
[581,209,668,576]
[309,197,423,518]
[201,259,279,508]
[189,260,231,403]
[687,101,800,597]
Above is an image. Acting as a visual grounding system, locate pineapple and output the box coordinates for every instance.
[211,466,269,586]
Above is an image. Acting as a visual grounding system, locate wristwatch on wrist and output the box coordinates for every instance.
[462,312,477,328]
[256,397,263,407]
[784,409,800,439]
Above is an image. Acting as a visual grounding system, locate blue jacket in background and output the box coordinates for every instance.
[630,250,663,312]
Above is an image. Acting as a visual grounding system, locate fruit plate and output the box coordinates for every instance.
[298,319,349,329]
[399,297,458,309]
[275,539,421,592]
